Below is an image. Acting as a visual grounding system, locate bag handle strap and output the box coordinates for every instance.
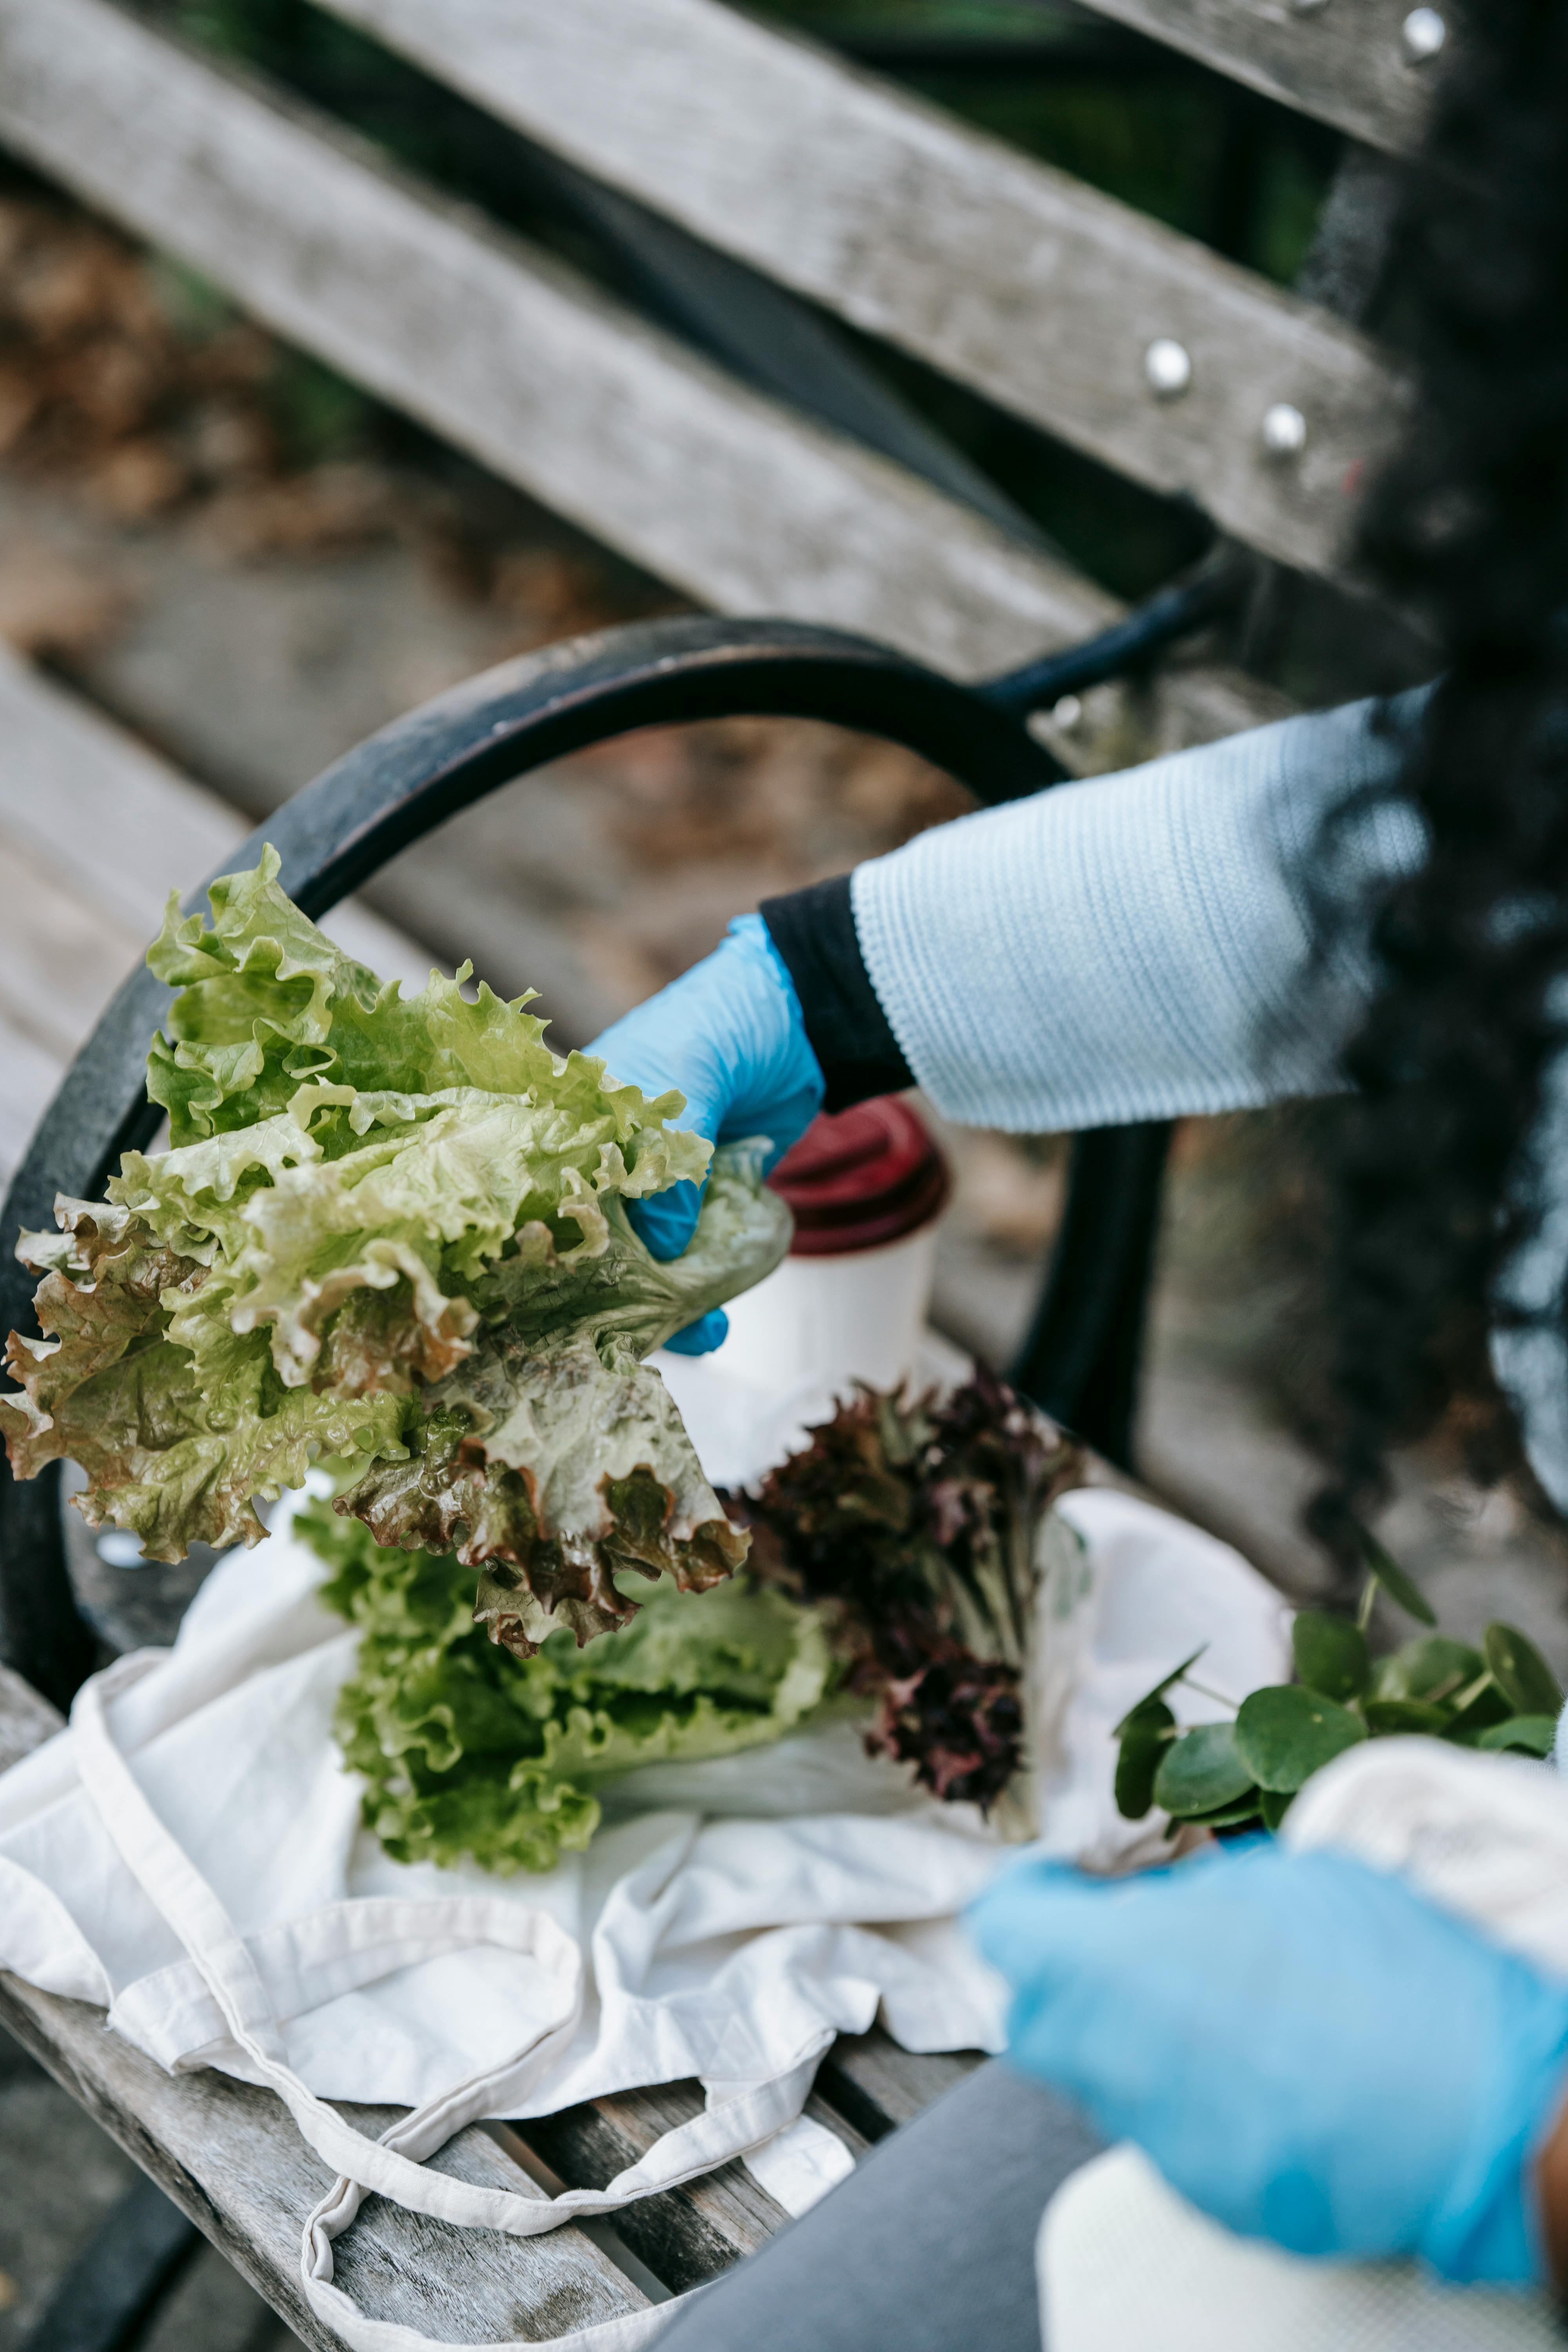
[67,1661,824,2346]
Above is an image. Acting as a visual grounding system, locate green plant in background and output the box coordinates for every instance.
[1114,1538,1565,1837]
[264,350,372,469]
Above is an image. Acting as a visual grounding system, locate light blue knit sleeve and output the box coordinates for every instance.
[850,692,1430,1134]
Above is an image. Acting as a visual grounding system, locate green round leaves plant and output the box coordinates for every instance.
[1109,1531,1565,1836]
[1476,1715,1558,1758]
[1234,1685,1365,1794]
[1361,1697,1450,1736]
[1483,1625,1563,1719]
[1358,1533,1437,1627]
[1372,1635,1483,1707]
[1114,1700,1175,1820]
[1152,1722,1255,1817]
[1291,1612,1368,1703]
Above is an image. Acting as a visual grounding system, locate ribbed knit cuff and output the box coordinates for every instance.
[760,875,913,1113]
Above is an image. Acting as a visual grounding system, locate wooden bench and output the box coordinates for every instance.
[0,0,1435,2339]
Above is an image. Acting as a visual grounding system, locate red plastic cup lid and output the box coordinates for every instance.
[767,1096,951,1258]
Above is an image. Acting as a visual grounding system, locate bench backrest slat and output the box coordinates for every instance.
[0,0,1283,755]
[316,0,1403,586]
[1077,0,1439,156]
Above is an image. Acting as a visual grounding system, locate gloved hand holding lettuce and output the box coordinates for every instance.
[0,849,791,1655]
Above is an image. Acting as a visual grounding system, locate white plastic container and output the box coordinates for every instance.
[715,1222,940,1394]
[707,1095,950,1398]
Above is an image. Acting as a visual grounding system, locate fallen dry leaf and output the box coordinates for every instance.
[0,540,132,658]
[90,439,188,521]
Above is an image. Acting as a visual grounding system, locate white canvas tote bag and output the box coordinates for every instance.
[0,1486,1289,2350]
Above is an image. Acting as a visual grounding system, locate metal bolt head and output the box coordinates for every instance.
[1261,402,1308,457]
[1144,338,1192,398]
[1052,694,1084,733]
[1401,7,1446,63]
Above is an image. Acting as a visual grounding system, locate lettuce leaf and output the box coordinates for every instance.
[2,848,789,1646]
[736,1370,1083,1813]
[303,1498,834,1874]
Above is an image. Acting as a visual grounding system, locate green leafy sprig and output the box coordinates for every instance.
[1114,1535,1564,1837]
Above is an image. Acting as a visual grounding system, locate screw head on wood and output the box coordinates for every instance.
[1261,402,1308,456]
[1144,338,1192,397]
[1401,7,1446,63]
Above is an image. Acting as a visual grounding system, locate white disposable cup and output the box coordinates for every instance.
[711,1222,940,1397]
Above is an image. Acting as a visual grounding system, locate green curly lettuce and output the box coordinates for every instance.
[302,1498,834,1873]
[1,848,790,1649]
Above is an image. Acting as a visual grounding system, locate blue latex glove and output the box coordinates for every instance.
[969,1843,1568,2285]
[586,914,824,1354]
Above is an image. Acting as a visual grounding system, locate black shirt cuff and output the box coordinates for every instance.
[760,875,914,1113]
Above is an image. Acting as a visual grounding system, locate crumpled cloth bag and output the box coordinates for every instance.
[1043,1736,1568,2351]
[0,1486,1287,2351]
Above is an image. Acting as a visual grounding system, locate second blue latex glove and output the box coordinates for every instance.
[586,914,824,1354]
[969,1842,1568,2285]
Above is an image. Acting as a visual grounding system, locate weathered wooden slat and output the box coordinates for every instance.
[0,642,434,995]
[316,0,1403,584]
[0,1978,653,2350]
[0,822,147,1070]
[522,2076,870,2287]
[819,2028,984,2141]
[0,0,1116,689]
[1075,0,1440,158]
[519,2082,793,2292]
[0,1002,64,1193]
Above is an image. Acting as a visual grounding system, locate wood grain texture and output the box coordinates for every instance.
[0,0,1119,686]
[519,2081,793,2292]
[819,2029,984,2139]
[0,1977,651,2348]
[0,999,64,1191]
[1076,0,1441,156]
[0,641,435,995]
[317,0,1403,582]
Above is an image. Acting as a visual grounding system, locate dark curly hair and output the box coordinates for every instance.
[1313,0,1568,1553]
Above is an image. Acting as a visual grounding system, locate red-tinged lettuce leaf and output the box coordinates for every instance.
[4,848,787,1590]
[342,1329,746,1655]
[0,1200,408,1558]
[735,1367,1083,1811]
[865,1634,1025,1808]
[334,1137,787,1650]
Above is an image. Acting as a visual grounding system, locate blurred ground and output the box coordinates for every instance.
[4,177,1568,2352]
